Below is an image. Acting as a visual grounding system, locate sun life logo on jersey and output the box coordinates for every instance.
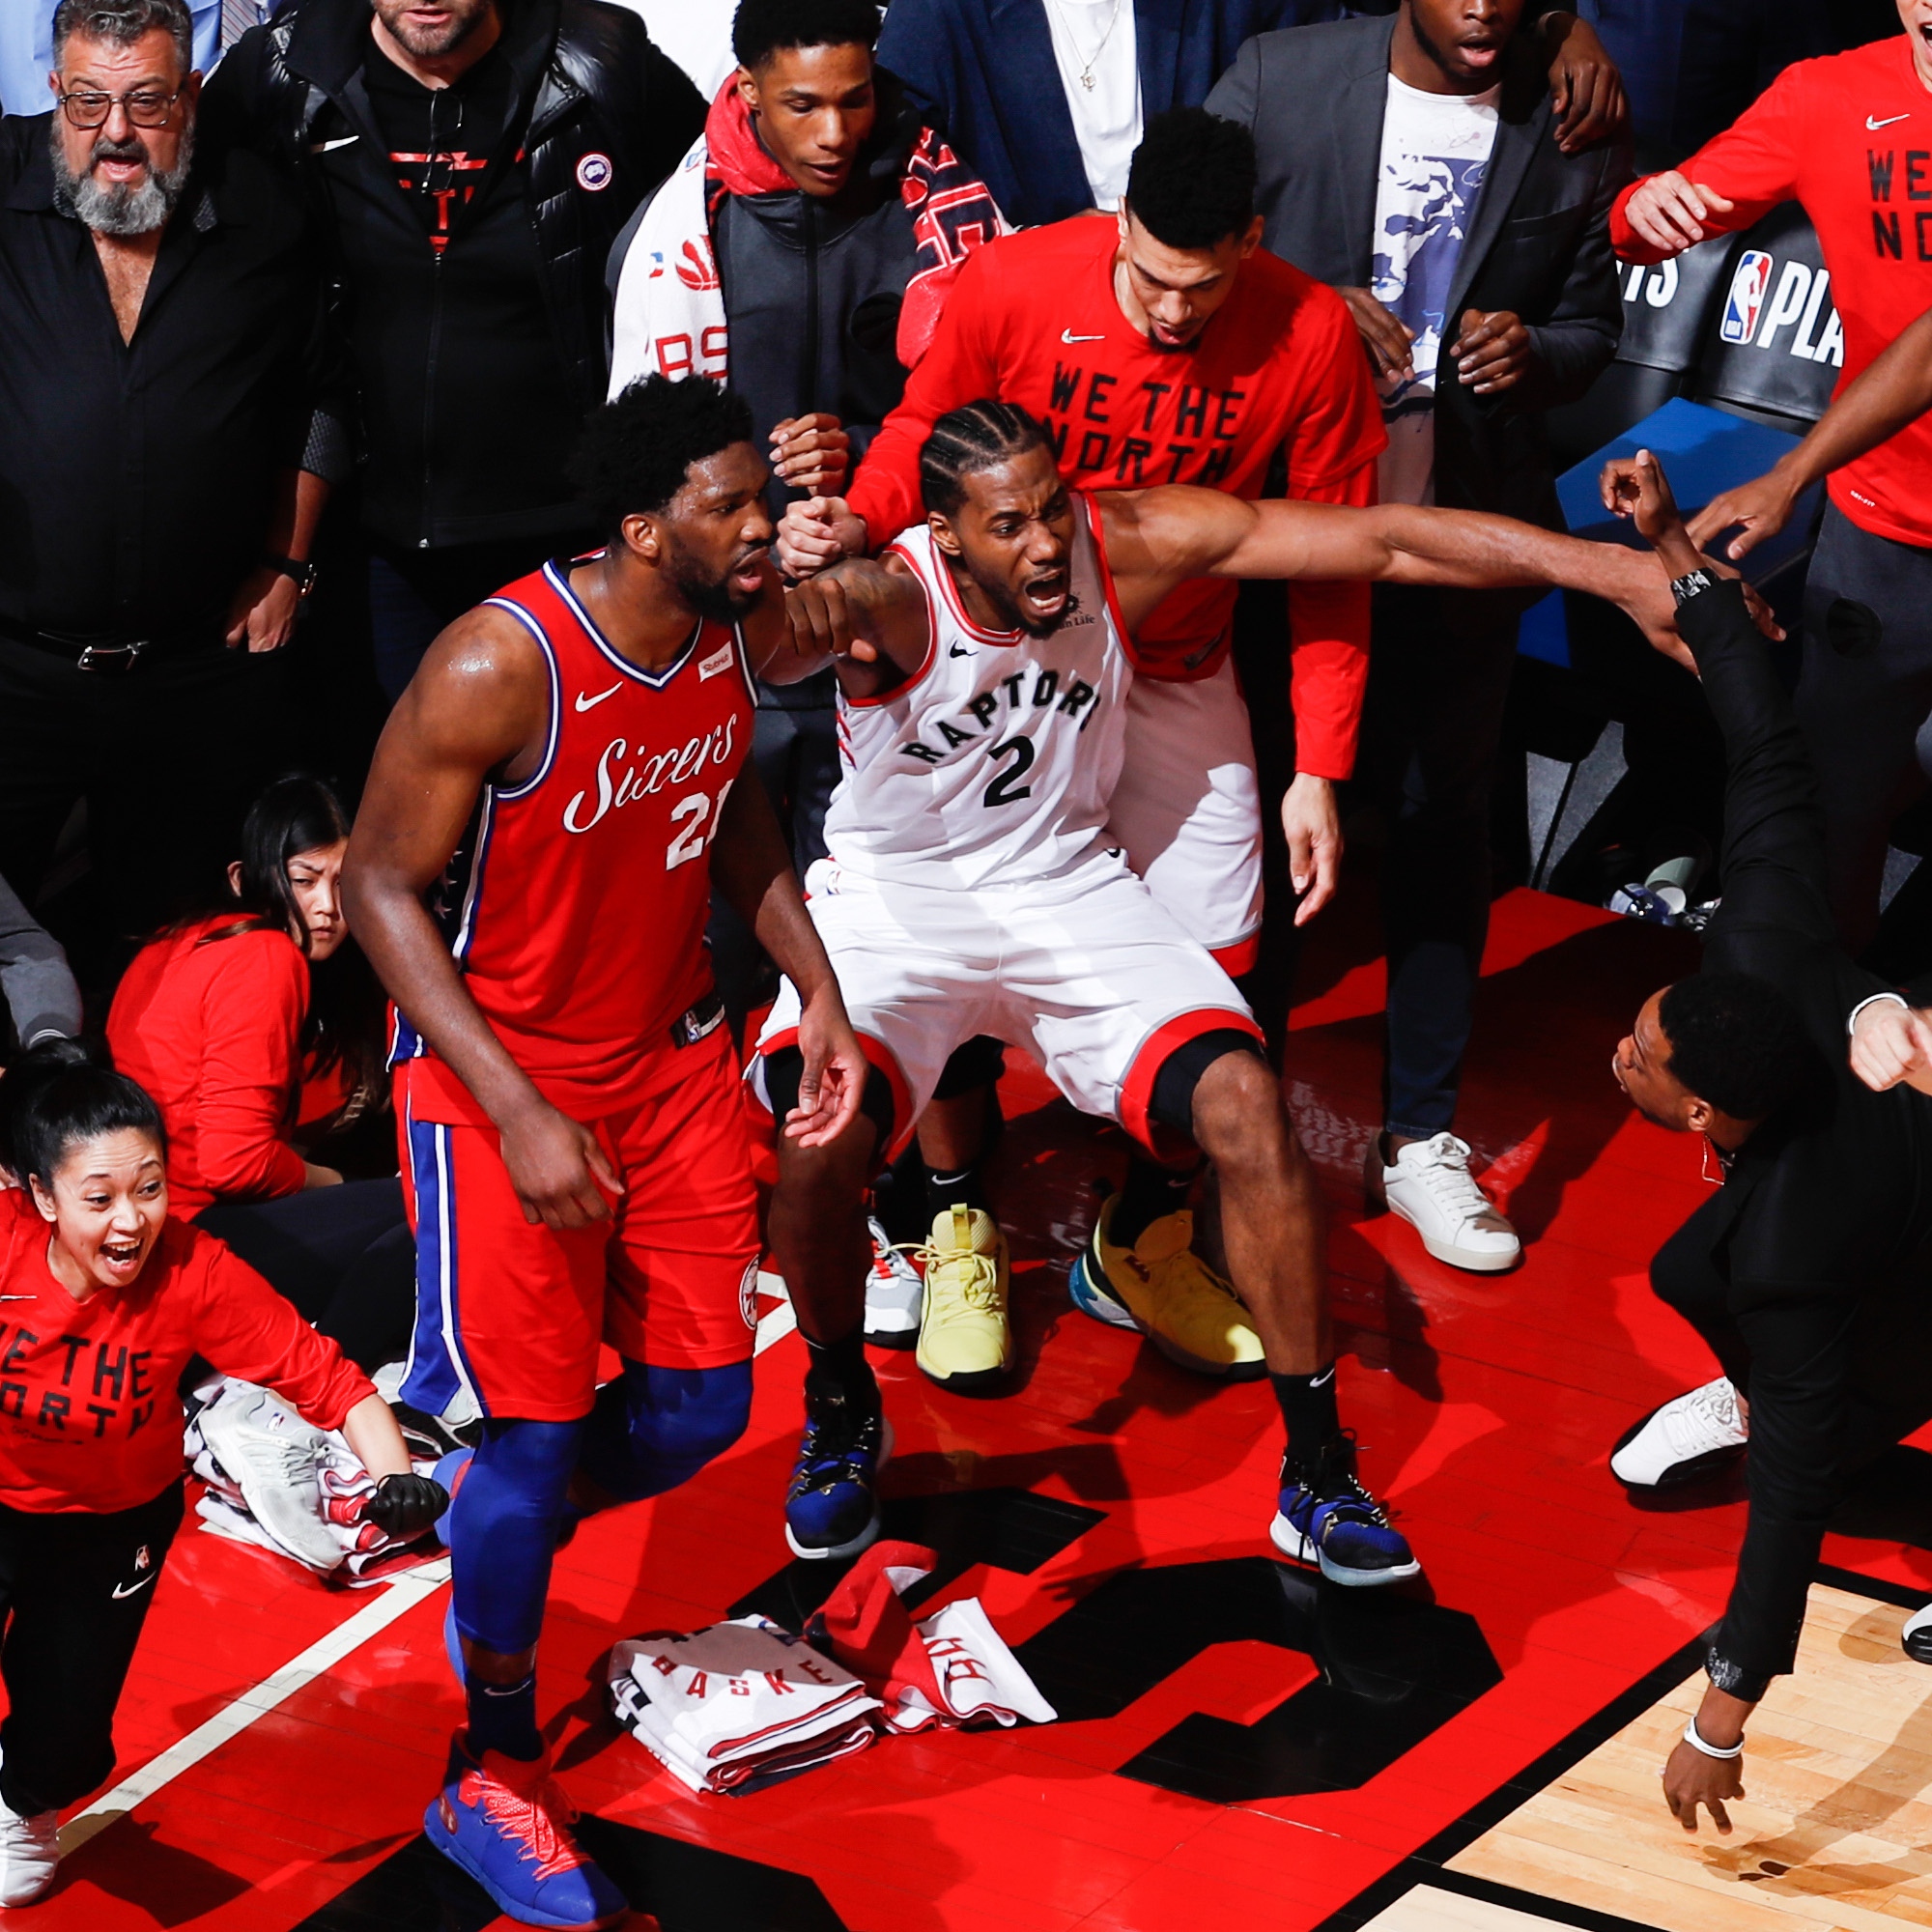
[563,717,739,834]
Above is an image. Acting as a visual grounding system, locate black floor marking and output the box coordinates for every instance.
[292,1816,850,1932]
[1017,1557,1503,1803]
[729,1485,1105,1628]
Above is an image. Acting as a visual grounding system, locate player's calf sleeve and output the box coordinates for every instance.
[576,1360,753,1504]
[451,1417,585,1659]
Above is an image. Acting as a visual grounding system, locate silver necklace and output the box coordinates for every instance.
[1048,0,1124,91]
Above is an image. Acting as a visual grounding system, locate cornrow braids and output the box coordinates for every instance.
[919,400,1052,519]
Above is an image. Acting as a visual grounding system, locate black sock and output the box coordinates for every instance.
[1111,1155,1200,1248]
[926,1163,989,1218]
[1271,1366,1340,1472]
[803,1327,878,1418]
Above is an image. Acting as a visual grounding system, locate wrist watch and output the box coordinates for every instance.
[1669,566,1714,606]
[265,554,320,598]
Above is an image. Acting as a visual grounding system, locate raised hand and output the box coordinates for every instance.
[1622,169,1736,256]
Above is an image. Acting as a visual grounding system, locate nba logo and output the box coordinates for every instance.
[1720,250,1773,344]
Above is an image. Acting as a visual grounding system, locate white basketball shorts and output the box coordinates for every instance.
[753,848,1261,1155]
[1104,656,1264,973]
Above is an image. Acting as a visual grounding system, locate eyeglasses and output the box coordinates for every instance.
[57,86,184,130]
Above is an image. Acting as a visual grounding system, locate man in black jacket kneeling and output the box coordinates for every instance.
[1602,450,1932,1835]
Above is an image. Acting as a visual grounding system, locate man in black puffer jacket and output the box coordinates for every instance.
[206,0,705,697]
[606,0,1004,1043]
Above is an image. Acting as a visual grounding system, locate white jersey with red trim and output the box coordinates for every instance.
[822,495,1132,892]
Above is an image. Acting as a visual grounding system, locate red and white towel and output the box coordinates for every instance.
[608,1616,882,1796]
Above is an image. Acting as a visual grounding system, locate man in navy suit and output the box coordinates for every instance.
[875,0,1625,229]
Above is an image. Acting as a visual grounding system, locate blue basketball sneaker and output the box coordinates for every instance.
[424,1734,627,1929]
[783,1397,892,1561]
[1270,1435,1419,1587]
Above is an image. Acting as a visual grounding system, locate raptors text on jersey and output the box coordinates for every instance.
[823,497,1134,892]
[392,559,755,1121]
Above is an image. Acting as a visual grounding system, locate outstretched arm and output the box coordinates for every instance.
[1097,485,1688,664]
[779,553,936,699]
[341,615,621,1230]
[1689,305,1932,561]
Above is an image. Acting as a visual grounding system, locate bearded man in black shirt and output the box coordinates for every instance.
[0,0,348,957]
[208,0,705,697]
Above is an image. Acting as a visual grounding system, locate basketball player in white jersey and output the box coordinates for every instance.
[756,398,1686,1581]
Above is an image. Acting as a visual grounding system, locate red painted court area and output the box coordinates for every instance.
[26,881,1932,1932]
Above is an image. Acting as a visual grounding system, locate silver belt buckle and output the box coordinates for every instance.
[75,639,146,673]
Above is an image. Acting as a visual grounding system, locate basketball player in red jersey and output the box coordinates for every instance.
[341,375,865,1932]
[778,106,1383,1384]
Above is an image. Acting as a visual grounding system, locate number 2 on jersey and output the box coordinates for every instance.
[982,735,1036,809]
[667,780,735,870]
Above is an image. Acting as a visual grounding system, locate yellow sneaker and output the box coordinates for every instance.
[1069,1195,1265,1380]
[910,1205,1012,1396]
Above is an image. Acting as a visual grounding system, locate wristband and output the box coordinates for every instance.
[265,554,319,597]
[1669,566,1714,607]
[1683,1716,1745,1760]
[1848,990,1909,1039]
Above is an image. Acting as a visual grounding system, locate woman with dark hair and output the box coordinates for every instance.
[0,1040,444,1907]
[106,778,412,1371]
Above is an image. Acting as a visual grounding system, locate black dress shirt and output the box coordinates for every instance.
[0,113,345,643]
[1670,582,1932,1695]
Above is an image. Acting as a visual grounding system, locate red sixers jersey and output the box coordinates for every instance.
[394,559,754,1123]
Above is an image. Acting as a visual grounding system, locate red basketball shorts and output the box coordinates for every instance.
[395,1027,760,1423]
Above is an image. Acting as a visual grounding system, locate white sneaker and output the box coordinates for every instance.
[863,1216,922,1350]
[1905,1602,1932,1664]
[0,1792,59,1906]
[196,1383,344,1571]
[1373,1133,1520,1272]
[1609,1378,1748,1490]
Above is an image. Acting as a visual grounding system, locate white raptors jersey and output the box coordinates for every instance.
[823,496,1134,890]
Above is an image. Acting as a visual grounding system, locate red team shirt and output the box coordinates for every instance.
[392,559,756,1124]
[0,1189,370,1514]
[1611,37,1932,549]
[842,217,1387,779]
[107,919,313,1216]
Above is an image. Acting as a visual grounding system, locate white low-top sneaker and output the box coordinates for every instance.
[1905,1602,1932,1664]
[0,1793,59,1906]
[863,1216,922,1349]
[1373,1132,1520,1273]
[197,1383,343,1571]
[1610,1377,1748,1489]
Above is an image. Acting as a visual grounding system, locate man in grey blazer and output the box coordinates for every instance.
[1208,0,1629,1273]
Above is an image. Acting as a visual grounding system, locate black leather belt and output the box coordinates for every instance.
[669,990,726,1050]
[0,613,216,672]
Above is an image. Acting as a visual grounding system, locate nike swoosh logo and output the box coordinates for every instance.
[574,682,623,711]
[1869,112,1911,129]
[949,643,974,658]
[310,134,360,152]
[111,1572,156,1600]
[1061,328,1105,344]
[1308,1368,1335,1389]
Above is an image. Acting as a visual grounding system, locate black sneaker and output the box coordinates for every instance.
[1270,1434,1419,1587]
[784,1394,892,1561]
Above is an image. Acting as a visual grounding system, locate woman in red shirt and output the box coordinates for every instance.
[0,1041,445,1907]
[108,779,412,1371]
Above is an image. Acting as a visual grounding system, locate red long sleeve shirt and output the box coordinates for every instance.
[0,1190,370,1513]
[107,919,310,1218]
[843,217,1385,779]
[1609,37,1932,549]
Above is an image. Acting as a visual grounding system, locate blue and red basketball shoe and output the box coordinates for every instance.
[424,1734,627,1929]
[1269,1435,1420,1587]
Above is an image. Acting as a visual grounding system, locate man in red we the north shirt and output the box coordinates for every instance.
[781,108,1385,974]
[1611,14,1932,944]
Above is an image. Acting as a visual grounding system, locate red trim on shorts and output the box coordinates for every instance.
[1209,935,1261,978]
[842,544,943,708]
[1119,1008,1266,1153]
[753,1025,914,1164]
